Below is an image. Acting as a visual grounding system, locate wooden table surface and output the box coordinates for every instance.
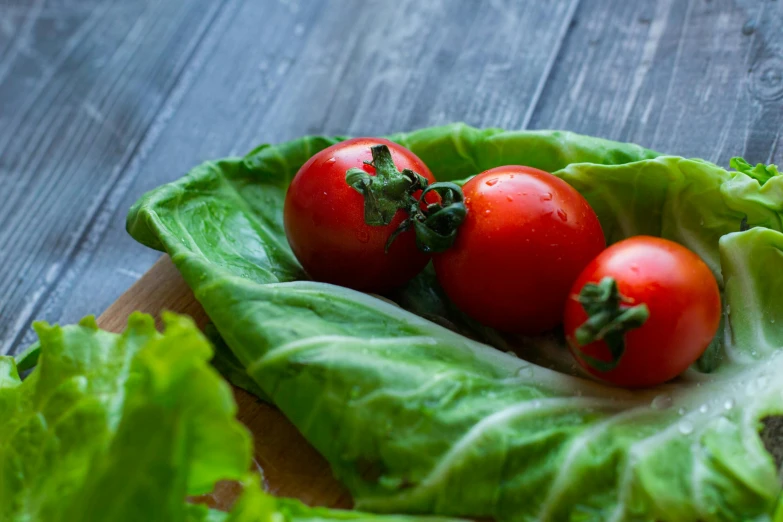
[1,0,782,356]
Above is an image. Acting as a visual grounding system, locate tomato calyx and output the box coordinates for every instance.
[346,144,466,253]
[346,144,427,226]
[391,181,466,253]
[572,277,649,372]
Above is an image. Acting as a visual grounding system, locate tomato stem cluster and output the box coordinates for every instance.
[346,145,466,253]
[572,277,649,372]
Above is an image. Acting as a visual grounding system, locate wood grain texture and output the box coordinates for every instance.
[528,0,783,166]
[3,0,578,354]
[0,0,232,354]
[97,255,351,509]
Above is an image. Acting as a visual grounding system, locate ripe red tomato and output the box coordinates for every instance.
[284,138,436,292]
[433,166,605,334]
[564,236,721,388]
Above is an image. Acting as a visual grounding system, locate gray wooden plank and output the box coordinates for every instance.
[527,0,783,167]
[0,0,231,354]
[317,0,580,133]
[9,0,578,353]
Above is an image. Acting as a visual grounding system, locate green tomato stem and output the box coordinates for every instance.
[345,145,466,254]
[573,277,649,373]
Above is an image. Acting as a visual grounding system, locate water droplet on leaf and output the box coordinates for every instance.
[699,404,709,414]
[724,399,734,410]
[517,365,534,378]
[677,407,686,416]
[679,421,694,435]
[651,394,673,410]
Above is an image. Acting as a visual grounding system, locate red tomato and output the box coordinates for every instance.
[284,138,436,292]
[564,236,721,388]
[433,166,605,334]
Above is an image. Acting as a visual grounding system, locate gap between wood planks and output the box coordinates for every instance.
[1,0,237,355]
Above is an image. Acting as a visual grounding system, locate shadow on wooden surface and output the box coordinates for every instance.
[97,255,351,509]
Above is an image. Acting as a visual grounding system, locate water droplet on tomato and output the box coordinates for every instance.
[357,230,370,243]
[557,209,568,222]
[484,209,491,215]
[541,192,553,201]
[485,178,499,186]
[464,197,471,205]
[630,263,639,273]
[326,157,336,164]
[506,195,514,202]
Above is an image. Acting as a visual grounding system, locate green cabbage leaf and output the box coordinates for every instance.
[128,123,783,521]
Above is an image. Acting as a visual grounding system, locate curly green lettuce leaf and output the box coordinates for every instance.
[127,124,783,521]
[730,157,781,186]
[0,312,252,522]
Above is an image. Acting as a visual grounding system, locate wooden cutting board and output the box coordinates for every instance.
[96,255,351,510]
